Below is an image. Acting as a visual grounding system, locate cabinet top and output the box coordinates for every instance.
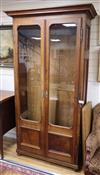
[5,3,97,19]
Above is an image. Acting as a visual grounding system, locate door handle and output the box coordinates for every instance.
[45,90,48,98]
[41,90,48,98]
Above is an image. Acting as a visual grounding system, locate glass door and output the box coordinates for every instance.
[46,17,81,163]
[17,19,45,155]
[18,25,41,122]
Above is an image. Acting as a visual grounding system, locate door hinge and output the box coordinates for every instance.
[80,28,83,42]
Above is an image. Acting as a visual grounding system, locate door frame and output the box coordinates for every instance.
[13,17,46,156]
[45,15,82,163]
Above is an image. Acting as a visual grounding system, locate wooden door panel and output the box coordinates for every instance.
[20,127,43,155]
[48,133,72,155]
[20,128,40,149]
[47,130,73,162]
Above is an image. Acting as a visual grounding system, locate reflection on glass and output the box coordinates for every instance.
[49,23,77,127]
[18,25,41,121]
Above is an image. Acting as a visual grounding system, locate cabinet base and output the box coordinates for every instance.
[16,149,79,171]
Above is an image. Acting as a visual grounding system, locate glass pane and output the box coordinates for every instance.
[49,23,77,128]
[18,25,41,121]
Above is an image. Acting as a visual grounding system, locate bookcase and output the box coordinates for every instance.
[6,4,97,169]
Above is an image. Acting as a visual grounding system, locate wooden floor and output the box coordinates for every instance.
[2,129,84,175]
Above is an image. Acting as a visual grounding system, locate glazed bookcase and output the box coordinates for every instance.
[6,4,97,170]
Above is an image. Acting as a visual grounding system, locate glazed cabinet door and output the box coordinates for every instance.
[15,18,45,156]
[45,16,82,166]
